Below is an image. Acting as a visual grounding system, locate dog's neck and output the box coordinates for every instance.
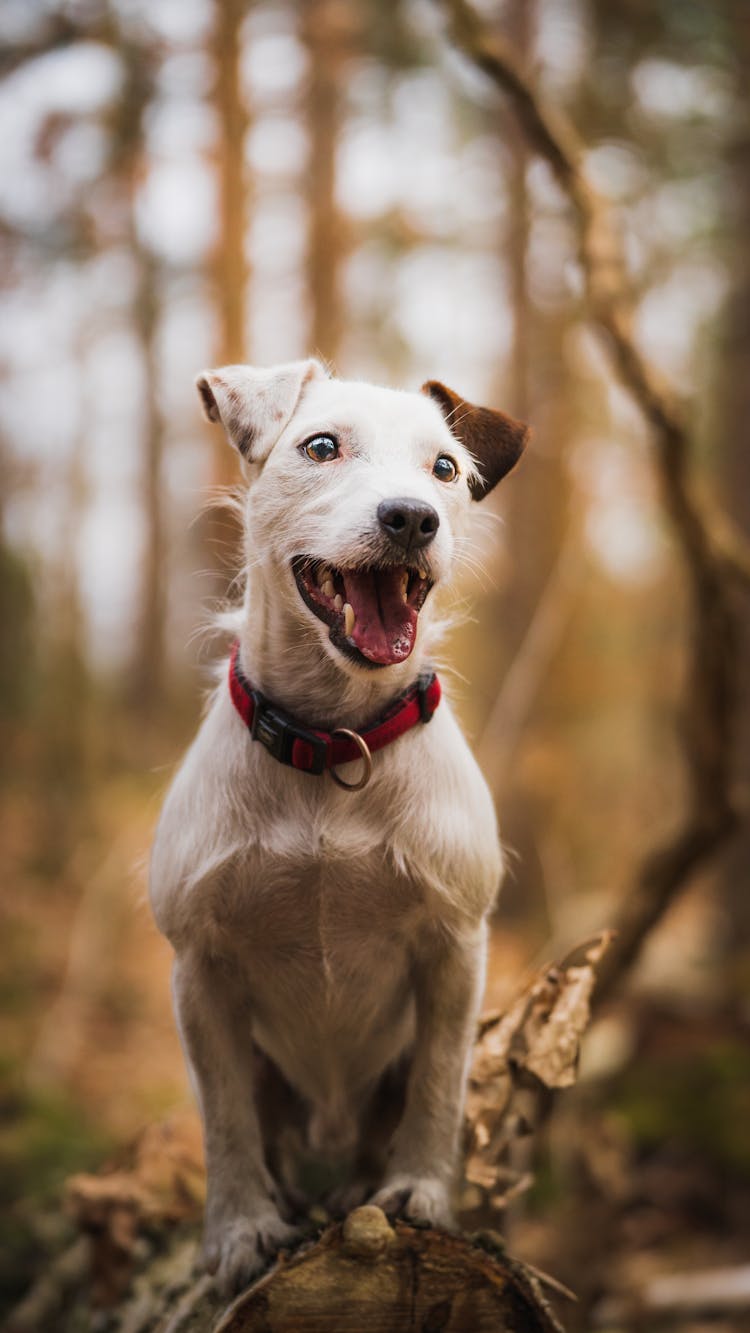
[236,568,434,733]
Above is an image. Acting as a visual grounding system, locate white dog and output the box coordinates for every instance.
[149,360,527,1296]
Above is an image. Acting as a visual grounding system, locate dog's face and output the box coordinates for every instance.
[197,361,528,673]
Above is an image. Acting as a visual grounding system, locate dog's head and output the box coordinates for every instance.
[197,361,528,673]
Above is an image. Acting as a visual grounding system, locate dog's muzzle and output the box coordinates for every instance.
[292,557,433,669]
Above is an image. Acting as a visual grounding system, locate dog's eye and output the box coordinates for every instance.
[433,454,458,482]
[303,434,339,463]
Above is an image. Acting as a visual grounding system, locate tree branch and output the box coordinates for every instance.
[442,0,750,592]
[441,0,744,1005]
[0,15,118,78]
[476,526,583,793]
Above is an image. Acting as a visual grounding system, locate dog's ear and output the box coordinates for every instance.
[196,359,327,462]
[422,380,529,501]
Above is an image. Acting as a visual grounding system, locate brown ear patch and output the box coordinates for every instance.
[422,380,529,500]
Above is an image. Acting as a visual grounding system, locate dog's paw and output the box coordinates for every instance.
[202,1209,299,1299]
[369,1175,454,1229]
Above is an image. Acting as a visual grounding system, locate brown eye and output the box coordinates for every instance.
[433,454,458,482]
[303,434,338,462]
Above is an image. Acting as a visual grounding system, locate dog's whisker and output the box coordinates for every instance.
[451,543,495,591]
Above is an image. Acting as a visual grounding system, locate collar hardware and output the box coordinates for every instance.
[329,728,373,791]
[228,641,441,787]
[249,689,328,774]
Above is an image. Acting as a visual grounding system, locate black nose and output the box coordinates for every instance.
[377,498,440,551]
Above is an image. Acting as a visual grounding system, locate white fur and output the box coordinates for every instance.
[150,362,503,1297]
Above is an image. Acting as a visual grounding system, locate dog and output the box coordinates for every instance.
[149,360,527,1296]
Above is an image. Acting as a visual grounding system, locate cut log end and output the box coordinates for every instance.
[214,1208,564,1333]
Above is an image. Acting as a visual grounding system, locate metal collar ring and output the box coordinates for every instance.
[329,729,373,791]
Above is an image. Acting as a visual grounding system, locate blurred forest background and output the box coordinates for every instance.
[1,0,749,1328]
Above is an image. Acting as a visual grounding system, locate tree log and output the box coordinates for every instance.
[215,1208,563,1333]
[5,1208,565,1333]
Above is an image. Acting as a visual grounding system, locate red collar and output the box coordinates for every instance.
[228,641,441,780]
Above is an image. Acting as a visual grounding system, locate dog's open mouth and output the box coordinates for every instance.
[292,557,433,667]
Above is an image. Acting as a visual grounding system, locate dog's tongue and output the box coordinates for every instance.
[342,569,417,665]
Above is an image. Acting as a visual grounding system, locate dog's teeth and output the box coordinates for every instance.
[334,593,343,612]
[317,565,331,588]
[343,603,355,637]
[400,571,409,601]
[322,579,335,598]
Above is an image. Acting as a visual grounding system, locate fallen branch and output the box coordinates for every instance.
[442,0,743,1007]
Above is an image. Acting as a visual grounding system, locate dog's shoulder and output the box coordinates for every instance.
[363,698,503,924]
[149,681,259,937]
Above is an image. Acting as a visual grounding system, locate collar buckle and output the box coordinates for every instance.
[250,690,328,774]
[230,644,440,783]
[250,691,294,764]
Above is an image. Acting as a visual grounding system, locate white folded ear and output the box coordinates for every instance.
[195,359,327,462]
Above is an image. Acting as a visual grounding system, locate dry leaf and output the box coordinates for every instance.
[65,1112,205,1306]
[463,932,614,1212]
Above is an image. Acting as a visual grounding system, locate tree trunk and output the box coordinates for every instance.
[299,0,349,366]
[717,0,750,968]
[131,244,166,715]
[110,38,166,716]
[202,0,251,591]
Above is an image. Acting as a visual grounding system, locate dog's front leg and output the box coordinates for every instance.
[172,951,296,1297]
[370,923,486,1228]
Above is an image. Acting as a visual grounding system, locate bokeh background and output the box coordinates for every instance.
[2,0,749,1327]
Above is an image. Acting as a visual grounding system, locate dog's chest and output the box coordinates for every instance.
[224,838,420,950]
[210,837,422,1096]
